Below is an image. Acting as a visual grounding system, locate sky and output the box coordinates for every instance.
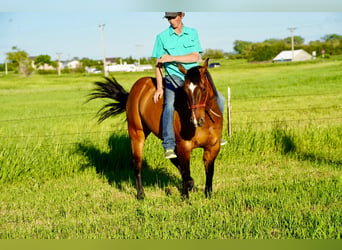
[1,1,342,62]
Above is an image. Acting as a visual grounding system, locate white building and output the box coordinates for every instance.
[273,49,312,63]
[66,60,82,69]
[106,62,153,72]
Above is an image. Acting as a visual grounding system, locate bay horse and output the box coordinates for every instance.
[89,58,223,199]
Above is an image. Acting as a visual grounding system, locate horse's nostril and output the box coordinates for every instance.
[191,120,197,127]
[198,118,205,127]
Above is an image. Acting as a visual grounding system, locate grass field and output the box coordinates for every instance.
[0,57,341,239]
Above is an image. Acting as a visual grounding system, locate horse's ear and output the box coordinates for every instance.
[178,63,187,75]
[203,58,209,70]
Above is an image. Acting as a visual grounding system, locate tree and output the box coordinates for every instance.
[263,38,283,44]
[303,34,342,56]
[6,46,33,76]
[283,36,304,46]
[321,34,342,42]
[233,40,253,55]
[247,43,283,62]
[320,34,342,54]
[126,56,136,64]
[202,49,225,59]
[80,57,101,67]
[34,54,54,69]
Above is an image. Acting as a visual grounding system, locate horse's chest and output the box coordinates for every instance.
[195,127,219,146]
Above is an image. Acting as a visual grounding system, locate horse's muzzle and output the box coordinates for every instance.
[190,110,205,127]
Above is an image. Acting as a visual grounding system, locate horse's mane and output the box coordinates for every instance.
[204,70,218,97]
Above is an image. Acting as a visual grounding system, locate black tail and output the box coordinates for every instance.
[88,75,129,123]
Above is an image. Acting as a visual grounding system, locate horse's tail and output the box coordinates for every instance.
[88,75,129,123]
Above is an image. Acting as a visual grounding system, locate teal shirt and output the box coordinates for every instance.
[152,25,203,80]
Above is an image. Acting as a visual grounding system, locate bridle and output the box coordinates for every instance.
[157,63,221,121]
[188,79,209,110]
[188,74,221,119]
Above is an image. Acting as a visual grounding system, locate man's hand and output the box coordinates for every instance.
[157,54,173,64]
[153,88,163,103]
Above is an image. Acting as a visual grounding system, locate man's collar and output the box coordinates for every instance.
[168,24,189,36]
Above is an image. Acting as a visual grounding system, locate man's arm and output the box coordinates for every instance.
[152,52,200,103]
[153,64,164,103]
[157,52,200,64]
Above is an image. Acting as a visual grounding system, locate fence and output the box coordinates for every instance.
[1,91,341,147]
[225,87,342,136]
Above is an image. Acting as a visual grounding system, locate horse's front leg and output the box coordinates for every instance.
[203,145,220,198]
[175,149,193,199]
[204,161,214,198]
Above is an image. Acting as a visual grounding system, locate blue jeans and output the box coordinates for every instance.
[162,75,184,151]
[162,75,225,151]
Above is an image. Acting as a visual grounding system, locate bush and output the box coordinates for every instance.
[37,70,58,75]
[247,43,289,62]
[203,49,225,59]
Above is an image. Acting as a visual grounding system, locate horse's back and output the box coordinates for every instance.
[126,77,163,138]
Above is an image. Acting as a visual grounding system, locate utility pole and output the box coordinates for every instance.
[136,44,142,66]
[288,27,297,61]
[5,58,8,75]
[99,24,108,76]
[56,52,62,76]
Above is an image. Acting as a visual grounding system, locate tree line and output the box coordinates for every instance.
[220,34,342,62]
[1,47,156,77]
[2,34,342,76]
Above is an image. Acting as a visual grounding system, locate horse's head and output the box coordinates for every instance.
[178,58,211,128]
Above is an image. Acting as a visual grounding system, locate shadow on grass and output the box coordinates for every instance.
[76,132,180,190]
[273,128,342,168]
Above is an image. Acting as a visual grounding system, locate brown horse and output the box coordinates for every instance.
[89,58,223,199]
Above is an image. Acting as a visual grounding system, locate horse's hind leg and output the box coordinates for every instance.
[129,128,146,200]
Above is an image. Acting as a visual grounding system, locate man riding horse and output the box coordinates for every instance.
[89,12,226,199]
[152,12,226,159]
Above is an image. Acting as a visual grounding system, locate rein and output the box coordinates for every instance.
[158,63,221,119]
[190,75,221,118]
[189,82,209,110]
[158,62,181,88]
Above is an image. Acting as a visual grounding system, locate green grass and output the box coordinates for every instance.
[0,58,341,239]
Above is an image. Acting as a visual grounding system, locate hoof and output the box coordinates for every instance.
[205,188,212,199]
[136,191,145,200]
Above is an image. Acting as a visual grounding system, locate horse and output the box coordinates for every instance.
[89,58,223,199]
